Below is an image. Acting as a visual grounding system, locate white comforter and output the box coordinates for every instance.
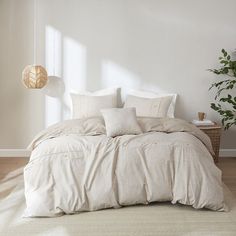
[24,117,226,217]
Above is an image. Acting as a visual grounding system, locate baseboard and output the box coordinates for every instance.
[219,149,236,157]
[0,148,235,158]
[0,149,31,157]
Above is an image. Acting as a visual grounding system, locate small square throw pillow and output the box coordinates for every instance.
[101,107,143,137]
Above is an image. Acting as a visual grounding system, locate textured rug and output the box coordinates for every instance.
[0,178,236,236]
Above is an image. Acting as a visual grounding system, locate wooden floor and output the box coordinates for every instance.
[0,157,236,200]
[217,157,236,197]
[0,157,28,200]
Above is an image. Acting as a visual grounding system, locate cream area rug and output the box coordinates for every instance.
[0,178,236,236]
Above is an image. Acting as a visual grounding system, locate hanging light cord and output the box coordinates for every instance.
[33,0,37,65]
[53,29,56,75]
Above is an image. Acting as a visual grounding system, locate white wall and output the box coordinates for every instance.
[0,0,236,149]
[0,0,45,148]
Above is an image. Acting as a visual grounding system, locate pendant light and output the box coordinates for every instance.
[22,0,48,89]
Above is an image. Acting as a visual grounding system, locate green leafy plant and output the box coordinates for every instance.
[208,49,236,130]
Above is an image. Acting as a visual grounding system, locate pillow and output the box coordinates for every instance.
[128,89,177,118]
[101,107,142,137]
[124,95,172,118]
[71,88,118,119]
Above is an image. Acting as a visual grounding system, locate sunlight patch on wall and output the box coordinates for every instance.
[45,25,62,127]
[139,81,169,94]
[45,26,62,76]
[101,60,141,102]
[101,60,170,104]
[45,26,87,124]
[63,37,87,119]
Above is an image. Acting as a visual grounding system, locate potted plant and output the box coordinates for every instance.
[209,49,236,130]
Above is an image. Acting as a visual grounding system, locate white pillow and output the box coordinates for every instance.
[124,95,172,118]
[71,88,119,119]
[128,90,177,118]
[101,107,143,137]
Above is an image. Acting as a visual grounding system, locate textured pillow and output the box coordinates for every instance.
[71,92,118,119]
[124,95,172,118]
[128,90,177,118]
[101,108,142,137]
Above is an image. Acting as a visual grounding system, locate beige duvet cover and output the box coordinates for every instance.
[24,117,226,217]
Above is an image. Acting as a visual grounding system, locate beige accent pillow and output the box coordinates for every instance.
[101,108,143,137]
[128,90,177,118]
[124,95,172,118]
[71,93,117,119]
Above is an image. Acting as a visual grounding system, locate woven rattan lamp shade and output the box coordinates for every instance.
[22,65,48,89]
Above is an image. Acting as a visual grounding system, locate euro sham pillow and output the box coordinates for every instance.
[71,88,118,119]
[101,107,142,137]
[128,90,177,118]
[124,95,172,118]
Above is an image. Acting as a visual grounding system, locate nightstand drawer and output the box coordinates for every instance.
[198,125,221,163]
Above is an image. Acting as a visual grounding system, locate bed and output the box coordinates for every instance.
[24,116,226,217]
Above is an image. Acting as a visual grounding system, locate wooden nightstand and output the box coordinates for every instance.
[197,124,222,163]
